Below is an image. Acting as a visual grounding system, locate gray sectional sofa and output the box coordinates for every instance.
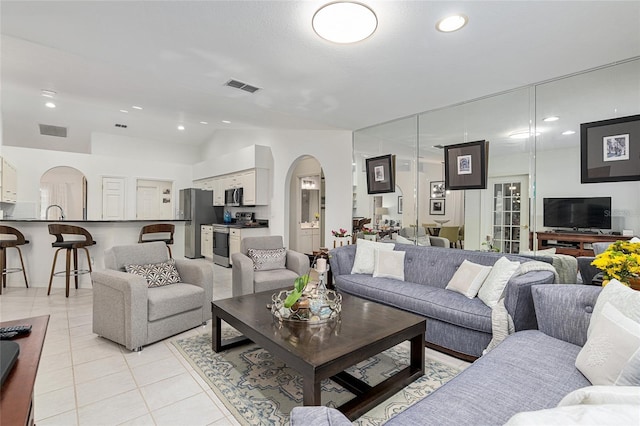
[291,285,602,425]
[329,244,555,358]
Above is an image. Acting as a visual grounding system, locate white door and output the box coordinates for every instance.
[136,185,158,219]
[102,177,126,219]
[488,175,530,253]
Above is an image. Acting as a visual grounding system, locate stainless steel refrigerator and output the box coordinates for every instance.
[179,188,222,258]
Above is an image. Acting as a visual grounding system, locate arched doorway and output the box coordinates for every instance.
[40,166,87,220]
[287,156,325,252]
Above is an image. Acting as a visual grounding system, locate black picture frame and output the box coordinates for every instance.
[429,199,445,215]
[444,140,488,190]
[366,154,396,194]
[430,181,445,198]
[580,114,640,183]
[397,196,403,214]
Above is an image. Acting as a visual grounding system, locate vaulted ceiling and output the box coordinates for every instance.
[2,1,639,154]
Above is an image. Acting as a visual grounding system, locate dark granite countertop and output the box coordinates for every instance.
[0,219,188,223]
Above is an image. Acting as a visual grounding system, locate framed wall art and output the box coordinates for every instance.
[580,114,640,183]
[429,199,445,215]
[444,140,489,190]
[430,181,445,198]
[365,154,396,194]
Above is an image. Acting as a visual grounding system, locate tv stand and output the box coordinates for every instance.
[537,232,631,257]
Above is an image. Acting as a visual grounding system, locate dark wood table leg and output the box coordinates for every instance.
[212,306,222,352]
[303,375,321,406]
[411,330,425,375]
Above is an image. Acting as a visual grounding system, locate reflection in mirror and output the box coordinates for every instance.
[40,166,87,220]
[301,176,320,224]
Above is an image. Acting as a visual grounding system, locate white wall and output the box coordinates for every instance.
[198,129,352,246]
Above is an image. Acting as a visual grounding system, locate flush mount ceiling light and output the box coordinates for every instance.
[200,121,208,125]
[222,120,231,124]
[132,106,143,110]
[45,102,56,108]
[543,116,559,122]
[120,109,129,113]
[509,130,541,139]
[177,125,185,131]
[312,2,377,44]
[436,14,468,32]
[562,130,576,135]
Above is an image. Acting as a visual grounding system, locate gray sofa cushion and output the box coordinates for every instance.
[253,268,300,292]
[148,283,204,321]
[387,330,591,426]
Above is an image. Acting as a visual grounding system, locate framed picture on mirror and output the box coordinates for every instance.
[366,154,396,194]
[430,181,445,198]
[444,140,489,190]
[429,199,445,215]
[398,196,403,214]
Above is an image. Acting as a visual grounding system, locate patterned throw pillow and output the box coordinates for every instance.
[125,259,181,288]
[247,248,287,271]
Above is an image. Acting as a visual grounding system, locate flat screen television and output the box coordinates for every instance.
[543,197,611,230]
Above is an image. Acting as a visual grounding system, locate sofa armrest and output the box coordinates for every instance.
[174,259,214,322]
[532,284,601,347]
[290,407,351,426]
[329,244,357,277]
[428,236,449,248]
[231,252,255,296]
[504,270,555,331]
[577,256,599,285]
[286,250,310,277]
[91,269,149,350]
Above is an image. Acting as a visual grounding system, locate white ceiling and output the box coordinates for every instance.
[2,1,640,154]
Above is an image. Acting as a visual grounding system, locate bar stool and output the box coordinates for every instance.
[0,226,29,294]
[138,224,174,258]
[47,224,96,298]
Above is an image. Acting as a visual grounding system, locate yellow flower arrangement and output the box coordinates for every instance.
[591,241,640,285]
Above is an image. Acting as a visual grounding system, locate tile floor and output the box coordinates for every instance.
[0,262,469,425]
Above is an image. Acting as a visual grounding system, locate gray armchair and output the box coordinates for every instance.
[91,241,213,351]
[232,236,310,297]
[577,241,614,285]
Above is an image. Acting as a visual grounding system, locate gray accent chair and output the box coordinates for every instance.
[91,241,213,351]
[231,236,310,297]
[398,226,449,247]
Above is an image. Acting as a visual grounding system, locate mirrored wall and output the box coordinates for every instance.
[353,57,640,252]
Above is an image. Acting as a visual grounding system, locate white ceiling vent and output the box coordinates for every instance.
[39,124,67,138]
[225,79,261,94]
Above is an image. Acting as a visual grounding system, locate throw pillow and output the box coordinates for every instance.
[416,236,431,246]
[575,302,640,385]
[477,256,520,308]
[247,248,287,271]
[373,249,405,281]
[445,260,492,299]
[394,235,414,245]
[504,404,640,426]
[125,259,181,288]
[558,385,640,406]
[587,279,640,339]
[351,239,395,275]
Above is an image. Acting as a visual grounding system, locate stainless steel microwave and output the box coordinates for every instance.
[224,187,243,206]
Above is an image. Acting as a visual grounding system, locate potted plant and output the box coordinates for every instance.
[362,226,377,241]
[591,240,640,290]
[331,228,351,247]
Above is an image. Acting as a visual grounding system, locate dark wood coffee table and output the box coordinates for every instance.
[212,291,425,420]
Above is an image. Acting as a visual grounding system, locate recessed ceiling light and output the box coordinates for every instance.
[120,109,128,113]
[200,121,208,125]
[45,102,56,108]
[436,14,468,32]
[177,125,185,131]
[562,130,576,135]
[41,89,56,98]
[132,106,143,110]
[222,120,231,124]
[543,116,559,122]
[312,2,377,44]
[509,130,541,139]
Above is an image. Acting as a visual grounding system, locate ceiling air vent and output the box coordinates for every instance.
[39,124,67,138]
[115,123,128,128]
[225,79,261,94]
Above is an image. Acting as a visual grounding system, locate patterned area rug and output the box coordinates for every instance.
[173,328,459,425]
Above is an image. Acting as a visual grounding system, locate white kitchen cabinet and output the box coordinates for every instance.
[196,168,269,206]
[212,177,225,206]
[297,227,320,254]
[1,157,18,204]
[229,228,241,265]
[201,225,214,259]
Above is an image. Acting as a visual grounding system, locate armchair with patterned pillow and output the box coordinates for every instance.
[91,241,213,351]
[231,236,310,297]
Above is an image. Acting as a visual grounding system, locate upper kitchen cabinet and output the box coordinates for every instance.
[1,157,18,203]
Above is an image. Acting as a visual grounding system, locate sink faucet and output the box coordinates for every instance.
[46,204,65,220]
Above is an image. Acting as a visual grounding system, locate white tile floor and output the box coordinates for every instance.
[0,262,469,425]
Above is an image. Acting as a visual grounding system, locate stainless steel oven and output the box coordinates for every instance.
[212,225,230,267]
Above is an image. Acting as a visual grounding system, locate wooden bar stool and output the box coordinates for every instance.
[138,223,174,258]
[47,224,96,297]
[0,226,29,294]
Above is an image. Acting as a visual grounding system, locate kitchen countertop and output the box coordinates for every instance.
[0,219,188,223]
[206,220,269,229]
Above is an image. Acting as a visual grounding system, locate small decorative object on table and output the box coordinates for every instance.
[481,235,500,252]
[271,256,342,324]
[331,228,351,248]
[591,240,640,290]
[362,226,377,241]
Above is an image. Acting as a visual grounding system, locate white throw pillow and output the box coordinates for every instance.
[394,235,414,245]
[504,404,640,426]
[587,279,640,338]
[477,256,520,308]
[373,249,405,281]
[559,385,640,407]
[445,260,492,299]
[350,239,395,275]
[416,236,431,246]
[575,302,640,385]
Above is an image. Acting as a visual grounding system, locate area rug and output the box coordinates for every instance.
[173,329,460,425]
